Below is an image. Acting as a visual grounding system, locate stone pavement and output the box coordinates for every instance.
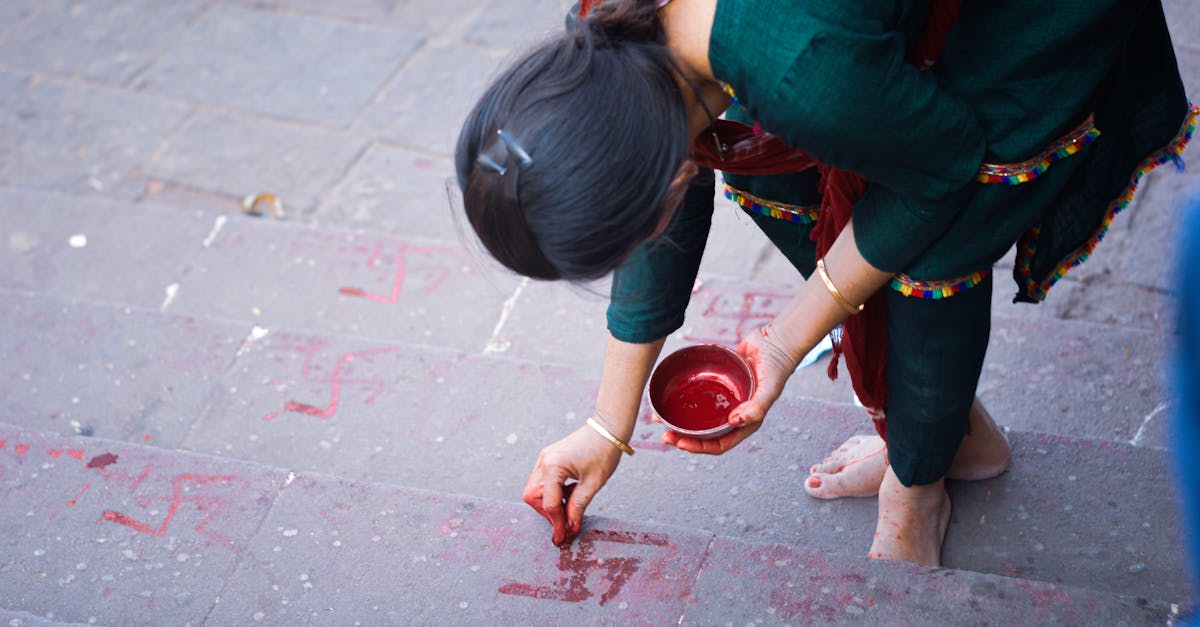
[0,1,1198,625]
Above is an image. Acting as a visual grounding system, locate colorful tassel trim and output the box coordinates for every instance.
[890,268,990,299]
[976,114,1101,185]
[725,185,820,225]
[1017,103,1198,302]
[721,82,742,108]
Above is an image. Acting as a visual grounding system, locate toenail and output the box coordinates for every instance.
[807,477,821,488]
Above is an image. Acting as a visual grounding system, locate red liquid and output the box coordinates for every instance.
[661,375,741,431]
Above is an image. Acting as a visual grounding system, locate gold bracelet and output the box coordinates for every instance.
[586,416,635,456]
[816,258,864,315]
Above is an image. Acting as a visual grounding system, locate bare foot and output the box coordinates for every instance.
[805,398,1011,500]
[868,466,951,567]
[946,398,1012,481]
[805,435,887,499]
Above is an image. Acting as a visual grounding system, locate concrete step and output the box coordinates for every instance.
[0,187,1171,448]
[0,422,1183,626]
[0,289,1188,606]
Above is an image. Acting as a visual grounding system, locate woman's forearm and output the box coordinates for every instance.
[770,220,894,362]
[594,334,667,442]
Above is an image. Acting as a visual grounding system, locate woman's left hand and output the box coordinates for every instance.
[661,324,801,455]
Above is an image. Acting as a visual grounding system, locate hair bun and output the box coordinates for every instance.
[585,0,664,45]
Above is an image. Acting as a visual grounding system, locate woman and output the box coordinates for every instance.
[456,0,1195,566]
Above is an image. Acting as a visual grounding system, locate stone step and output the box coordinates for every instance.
[0,187,1170,448]
[0,422,1182,626]
[0,289,1188,605]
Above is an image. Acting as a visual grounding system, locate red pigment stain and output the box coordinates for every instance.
[498,529,666,605]
[14,444,30,455]
[87,453,119,470]
[338,245,453,303]
[143,434,150,441]
[661,377,740,430]
[66,449,85,460]
[48,449,63,458]
[263,347,398,421]
[67,483,91,506]
[101,474,234,540]
[0,439,5,449]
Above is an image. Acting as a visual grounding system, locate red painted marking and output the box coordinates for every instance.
[0,439,6,449]
[48,449,63,458]
[264,347,398,421]
[338,245,454,303]
[498,529,668,606]
[684,289,790,345]
[66,449,85,460]
[101,474,237,546]
[14,444,29,455]
[67,482,91,506]
[87,453,119,470]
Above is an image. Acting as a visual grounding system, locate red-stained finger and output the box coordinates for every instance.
[565,480,597,533]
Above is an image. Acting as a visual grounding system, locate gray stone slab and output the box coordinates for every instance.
[0,189,217,307]
[0,69,26,107]
[166,217,520,349]
[317,143,461,240]
[1117,155,1200,292]
[0,608,85,626]
[686,537,1174,625]
[206,473,713,624]
[146,110,365,214]
[139,4,422,127]
[232,0,399,23]
[978,313,1168,445]
[944,431,1189,603]
[0,291,246,447]
[0,423,284,626]
[0,78,189,200]
[355,40,510,157]
[0,0,207,85]
[1164,0,1200,60]
[464,0,572,50]
[1060,280,1175,332]
[184,332,596,491]
[393,0,486,34]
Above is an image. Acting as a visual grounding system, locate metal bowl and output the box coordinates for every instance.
[648,344,755,440]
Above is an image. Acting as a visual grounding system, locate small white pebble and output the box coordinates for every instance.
[459,602,469,609]
[505,433,519,445]
[253,612,265,621]
[34,549,45,557]
[299,574,309,581]
[282,529,298,537]
[69,234,87,248]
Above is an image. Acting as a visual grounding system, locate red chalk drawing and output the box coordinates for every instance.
[263,346,399,421]
[87,453,119,470]
[339,244,456,303]
[67,482,91,507]
[48,449,63,458]
[14,444,29,455]
[684,289,790,345]
[499,529,670,606]
[101,473,238,547]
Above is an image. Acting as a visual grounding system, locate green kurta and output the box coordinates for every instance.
[708,0,1191,290]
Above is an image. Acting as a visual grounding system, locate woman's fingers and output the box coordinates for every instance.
[541,463,575,546]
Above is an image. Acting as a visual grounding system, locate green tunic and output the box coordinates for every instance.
[708,0,1191,288]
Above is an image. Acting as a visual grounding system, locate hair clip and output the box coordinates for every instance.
[476,154,507,176]
[496,130,533,167]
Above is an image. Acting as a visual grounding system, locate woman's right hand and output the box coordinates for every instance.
[521,423,625,546]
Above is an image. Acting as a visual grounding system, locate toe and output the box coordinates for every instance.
[804,473,842,499]
[810,459,844,474]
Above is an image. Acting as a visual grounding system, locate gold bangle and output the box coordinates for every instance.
[586,416,635,456]
[816,258,864,315]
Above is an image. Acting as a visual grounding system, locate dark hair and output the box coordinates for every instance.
[455,0,691,281]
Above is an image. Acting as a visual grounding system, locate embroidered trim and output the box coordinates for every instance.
[1016,103,1199,302]
[890,269,990,299]
[725,185,820,225]
[976,114,1101,185]
[720,82,742,108]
